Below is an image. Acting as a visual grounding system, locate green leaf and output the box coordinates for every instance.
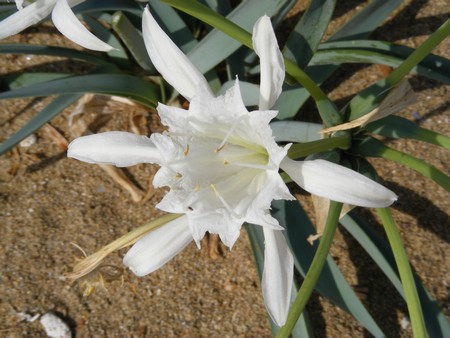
[356,137,450,192]
[3,73,70,90]
[329,0,404,41]
[346,19,450,121]
[82,15,130,68]
[272,200,385,338]
[283,0,336,69]
[0,94,82,155]
[111,11,154,71]
[73,0,143,16]
[0,44,110,65]
[318,40,450,84]
[0,73,160,108]
[340,212,450,338]
[270,121,323,143]
[187,0,290,74]
[310,47,450,84]
[366,115,450,149]
[274,0,405,120]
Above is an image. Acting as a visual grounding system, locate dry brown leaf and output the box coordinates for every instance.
[321,80,415,135]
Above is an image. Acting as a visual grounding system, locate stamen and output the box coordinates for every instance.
[174,173,182,179]
[184,144,190,156]
[215,115,245,152]
[210,184,239,217]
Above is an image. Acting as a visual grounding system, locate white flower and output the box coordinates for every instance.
[0,0,114,52]
[68,8,397,326]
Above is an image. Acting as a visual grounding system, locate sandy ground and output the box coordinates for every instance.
[0,0,448,337]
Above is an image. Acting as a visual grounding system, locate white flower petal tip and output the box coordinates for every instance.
[67,131,162,167]
[123,216,192,276]
[52,0,115,52]
[15,0,24,10]
[262,228,293,326]
[280,158,398,208]
[0,0,55,40]
[252,15,285,110]
[142,6,212,101]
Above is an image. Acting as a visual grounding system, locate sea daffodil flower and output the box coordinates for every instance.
[0,0,114,51]
[68,8,397,326]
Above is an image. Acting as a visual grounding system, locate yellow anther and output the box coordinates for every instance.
[214,144,225,153]
[184,144,190,156]
[210,183,219,198]
[194,185,200,191]
[175,173,182,179]
[223,160,229,165]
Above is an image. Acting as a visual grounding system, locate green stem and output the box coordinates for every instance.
[348,19,450,121]
[277,202,343,338]
[357,137,450,192]
[160,0,342,126]
[287,134,350,159]
[376,208,427,338]
[386,19,450,87]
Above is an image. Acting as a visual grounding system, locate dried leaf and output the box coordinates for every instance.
[322,80,415,134]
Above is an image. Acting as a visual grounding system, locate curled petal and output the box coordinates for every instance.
[262,227,293,326]
[0,0,56,40]
[52,0,114,52]
[252,15,285,110]
[280,158,398,207]
[67,131,162,167]
[142,7,212,101]
[123,216,192,276]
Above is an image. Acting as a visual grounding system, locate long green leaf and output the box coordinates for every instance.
[0,44,110,65]
[340,212,450,338]
[346,19,450,121]
[73,0,143,16]
[0,94,82,155]
[3,73,70,89]
[283,0,336,69]
[111,11,154,71]
[366,115,450,149]
[274,0,404,119]
[0,73,160,108]
[329,0,403,41]
[356,137,450,192]
[272,200,385,337]
[187,0,289,74]
[310,48,450,84]
[319,40,450,84]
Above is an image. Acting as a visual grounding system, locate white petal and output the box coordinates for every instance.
[142,7,212,101]
[252,15,285,110]
[280,158,398,207]
[67,131,162,167]
[123,216,192,276]
[262,227,293,326]
[0,0,56,40]
[15,0,24,10]
[52,0,114,52]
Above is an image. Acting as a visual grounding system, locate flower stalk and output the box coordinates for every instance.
[287,134,350,159]
[376,208,427,338]
[276,201,343,338]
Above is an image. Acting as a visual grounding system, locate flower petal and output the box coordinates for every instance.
[262,227,293,326]
[0,0,56,40]
[67,131,162,167]
[252,15,285,110]
[15,0,24,10]
[123,216,192,276]
[280,158,398,207]
[52,0,114,51]
[142,6,212,101]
